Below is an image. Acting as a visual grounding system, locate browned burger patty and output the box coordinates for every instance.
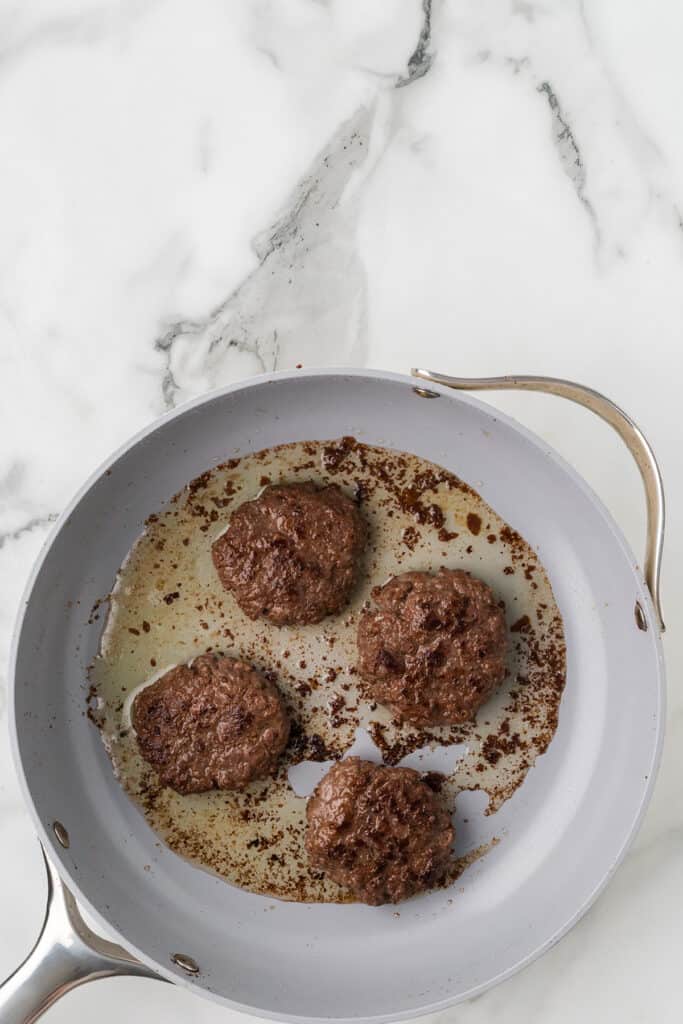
[211,482,367,626]
[305,758,454,905]
[131,654,290,794]
[357,568,507,727]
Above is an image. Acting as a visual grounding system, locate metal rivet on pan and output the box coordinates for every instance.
[634,601,648,632]
[53,821,70,849]
[412,387,440,399]
[172,953,200,975]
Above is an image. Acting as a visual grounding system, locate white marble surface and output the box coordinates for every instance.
[1,1,682,1021]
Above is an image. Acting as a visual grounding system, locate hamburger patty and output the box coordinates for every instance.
[357,568,507,726]
[305,758,454,905]
[132,654,290,793]
[212,482,367,626]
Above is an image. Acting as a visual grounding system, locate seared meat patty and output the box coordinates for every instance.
[357,568,506,726]
[305,758,454,905]
[212,482,367,626]
[132,654,290,793]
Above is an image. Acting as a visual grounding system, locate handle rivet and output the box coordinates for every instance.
[634,601,648,632]
[412,387,440,399]
[53,821,70,849]
[172,953,200,975]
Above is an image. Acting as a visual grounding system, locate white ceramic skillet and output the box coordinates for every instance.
[1,368,666,1024]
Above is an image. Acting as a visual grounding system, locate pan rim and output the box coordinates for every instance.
[8,366,666,1023]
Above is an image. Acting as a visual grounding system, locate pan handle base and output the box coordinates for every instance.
[0,847,160,1024]
[411,368,665,633]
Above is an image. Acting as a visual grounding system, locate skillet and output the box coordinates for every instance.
[1,368,666,1023]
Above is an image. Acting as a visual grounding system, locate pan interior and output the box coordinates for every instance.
[89,437,564,902]
[11,372,663,1021]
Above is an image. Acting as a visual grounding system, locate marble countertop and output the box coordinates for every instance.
[1,1,681,1021]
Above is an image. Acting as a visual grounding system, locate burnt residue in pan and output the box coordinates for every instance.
[88,438,566,902]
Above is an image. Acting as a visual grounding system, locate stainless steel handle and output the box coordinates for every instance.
[411,368,665,633]
[0,848,160,1023]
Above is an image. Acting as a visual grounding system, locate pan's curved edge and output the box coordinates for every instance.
[7,366,667,1024]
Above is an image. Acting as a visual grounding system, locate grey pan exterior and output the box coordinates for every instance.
[7,369,666,1022]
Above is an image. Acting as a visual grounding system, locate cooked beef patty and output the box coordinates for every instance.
[305,758,454,905]
[357,568,507,726]
[211,482,367,626]
[132,654,290,793]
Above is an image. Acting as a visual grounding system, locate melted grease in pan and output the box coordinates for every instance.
[89,438,566,902]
